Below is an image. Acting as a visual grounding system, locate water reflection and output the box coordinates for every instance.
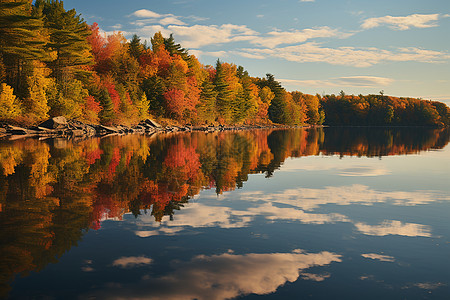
[0,127,449,297]
[87,250,342,300]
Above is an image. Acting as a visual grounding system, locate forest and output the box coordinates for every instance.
[1,0,449,127]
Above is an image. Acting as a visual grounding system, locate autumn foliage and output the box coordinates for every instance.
[1,1,447,127]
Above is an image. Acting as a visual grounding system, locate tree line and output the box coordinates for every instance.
[0,0,448,127]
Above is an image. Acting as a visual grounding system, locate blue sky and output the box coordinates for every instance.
[65,0,450,104]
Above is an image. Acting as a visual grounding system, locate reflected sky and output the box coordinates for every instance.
[87,250,341,300]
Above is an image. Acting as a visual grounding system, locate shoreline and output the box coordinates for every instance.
[2,116,443,142]
[0,116,315,141]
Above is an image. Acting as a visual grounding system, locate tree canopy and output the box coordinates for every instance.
[0,1,448,127]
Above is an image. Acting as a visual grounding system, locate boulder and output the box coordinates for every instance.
[69,129,85,137]
[143,119,162,128]
[96,125,119,133]
[39,116,68,129]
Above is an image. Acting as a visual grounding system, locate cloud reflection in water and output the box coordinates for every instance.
[89,250,342,300]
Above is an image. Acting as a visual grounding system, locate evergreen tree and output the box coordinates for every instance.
[151,32,165,52]
[258,74,287,124]
[197,79,217,124]
[164,34,190,61]
[128,34,143,60]
[35,0,93,83]
[213,60,233,123]
[0,55,6,83]
[0,0,49,92]
[238,70,259,122]
[97,88,115,124]
[142,76,166,116]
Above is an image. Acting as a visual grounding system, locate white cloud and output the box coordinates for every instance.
[132,9,162,19]
[337,166,391,176]
[240,184,450,211]
[279,76,394,88]
[131,9,186,26]
[136,202,253,232]
[112,256,153,268]
[279,78,335,87]
[88,250,341,300]
[361,14,442,30]
[336,76,394,87]
[139,25,172,38]
[300,273,330,281]
[300,0,315,2]
[413,282,447,290]
[247,203,349,224]
[130,10,350,49]
[355,220,432,237]
[159,16,186,26]
[135,230,159,237]
[236,43,450,67]
[361,253,395,262]
[82,260,95,272]
[135,227,186,237]
[186,15,209,22]
[250,27,350,48]
[110,24,122,30]
[143,24,258,48]
[230,50,266,59]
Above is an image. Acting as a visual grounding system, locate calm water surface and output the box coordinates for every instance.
[1,128,449,299]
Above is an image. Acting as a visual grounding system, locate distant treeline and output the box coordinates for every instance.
[0,0,449,127]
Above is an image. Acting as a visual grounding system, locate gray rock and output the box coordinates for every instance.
[69,129,85,137]
[97,125,119,133]
[144,119,162,128]
[39,116,68,129]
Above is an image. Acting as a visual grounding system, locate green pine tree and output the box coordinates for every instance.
[35,0,93,83]
[128,34,143,60]
[213,60,233,123]
[258,74,288,124]
[0,0,50,93]
[197,79,217,124]
[164,34,190,61]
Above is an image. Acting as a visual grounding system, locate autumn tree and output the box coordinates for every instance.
[23,61,54,122]
[0,83,21,120]
[0,0,50,94]
[35,0,93,83]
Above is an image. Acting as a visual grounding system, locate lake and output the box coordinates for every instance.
[1,127,449,299]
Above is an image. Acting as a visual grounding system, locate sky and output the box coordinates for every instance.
[64,0,450,105]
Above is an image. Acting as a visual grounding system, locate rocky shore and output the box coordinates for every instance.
[0,116,293,141]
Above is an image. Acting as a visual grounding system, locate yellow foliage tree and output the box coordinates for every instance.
[135,93,150,120]
[25,61,54,122]
[0,83,22,121]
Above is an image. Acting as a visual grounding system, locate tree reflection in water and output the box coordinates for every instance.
[0,127,448,297]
